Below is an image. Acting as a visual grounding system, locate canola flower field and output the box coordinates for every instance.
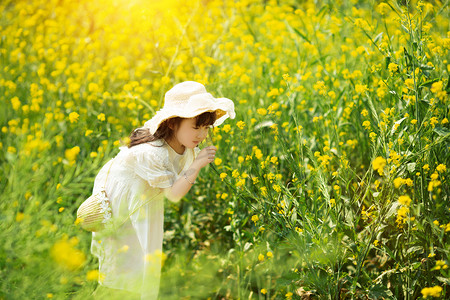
[1,0,449,299]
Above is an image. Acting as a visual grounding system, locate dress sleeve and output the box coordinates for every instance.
[133,145,176,189]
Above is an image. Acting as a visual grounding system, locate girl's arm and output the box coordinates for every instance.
[165,146,217,202]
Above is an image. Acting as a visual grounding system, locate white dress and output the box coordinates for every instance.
[90,139,198,299]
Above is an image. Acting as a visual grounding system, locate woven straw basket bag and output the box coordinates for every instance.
[77,189,112,232]
[77,160,114,232]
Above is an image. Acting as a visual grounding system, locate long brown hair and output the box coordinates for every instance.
[128,111,217,148]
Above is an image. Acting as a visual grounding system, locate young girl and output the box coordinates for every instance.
[90,81,235,299]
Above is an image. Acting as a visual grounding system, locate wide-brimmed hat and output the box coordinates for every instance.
[143,81,235,134]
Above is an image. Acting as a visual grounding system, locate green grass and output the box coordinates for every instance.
[0,0,449,299]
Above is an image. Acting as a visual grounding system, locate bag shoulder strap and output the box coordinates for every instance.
[101,158,115,190]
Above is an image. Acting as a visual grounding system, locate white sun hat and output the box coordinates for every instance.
[143,81,235,134]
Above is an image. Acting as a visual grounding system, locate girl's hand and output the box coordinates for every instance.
[193,146,217,169]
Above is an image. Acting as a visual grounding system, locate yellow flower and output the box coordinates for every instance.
[222,124,231,133]
[282,73,290,81]
[214,158,222,166]
[388,62,398,73]
[436,164,446,173]
[377,3,391,15]
[362,120,371,130]
[68,112,80,123]
[97,113,105,121]
[285,292,293,299]
[254,149,263,160]
[16,212,25,222]
[372,156,387,176]
[261,288,267,295]
[266,251,273,258]
[11,96,21,110]
[421,286,442,298]
[433,260,448,270]
[220,173,227,181]
[258,254,265,261]
[251,215,259,223]
[394,177,404,188]
[355,83,368,94]
[398,195,411,207]
[260,186,267,197]
[404,78,414,89]
[236,121,246,129]
[257,108,267,116]
[65,146,80,163]
[86,270,100,281]
[50,238,86,271]
[118,245,129,253]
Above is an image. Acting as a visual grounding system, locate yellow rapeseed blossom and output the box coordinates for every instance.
[86,270,100,281]
[394,177,404,188]
[16,212,25,222]
[11,96,21,110]
[65,146,80,164]
[251,215,259,223]
[432,260,448,270]
[97,113,105,121]
[372,156,387,176]
[421,286,442,298]
[50,238,86,271]
[377,3,391,15]
[398,195,411,206]
[257,108,267,115]
[362,120,371,130]
[236,121,246,129]
[436,164,446,173]
[68,112,80,123]
[355,83,368,94]
[388,63,398,73]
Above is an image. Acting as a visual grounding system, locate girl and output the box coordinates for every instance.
[90,81,235,299]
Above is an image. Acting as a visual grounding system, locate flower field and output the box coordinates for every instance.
[1,0,449,298]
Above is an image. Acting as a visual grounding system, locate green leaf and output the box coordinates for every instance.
[445,75,450,93]
[419,78,440,89]
[407,163,416,173]
[374,32,384,43]
[436,276,450,285]
[406,245,423,255]
[368,283,394,299]
[433,127,450,136]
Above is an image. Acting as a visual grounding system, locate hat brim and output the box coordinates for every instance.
[143,95,235,134]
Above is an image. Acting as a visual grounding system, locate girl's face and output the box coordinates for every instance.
[168,118,209,154]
